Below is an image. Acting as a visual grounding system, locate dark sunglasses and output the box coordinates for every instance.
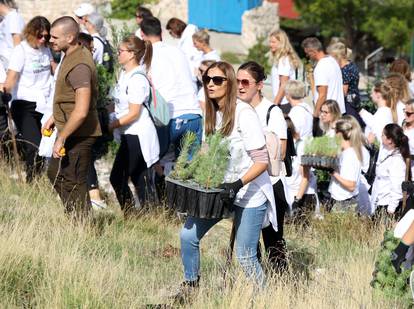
[135,14,142,18]
[405,111,414,117]
[202,75,227,86]
[237,78,256,87]
[37,33,50,40]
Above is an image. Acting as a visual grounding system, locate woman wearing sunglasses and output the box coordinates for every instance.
[403,99,414,175]
[108,35,159,215]
[236,61,289,272]
[3,16,55,183]
[175,61,275,300]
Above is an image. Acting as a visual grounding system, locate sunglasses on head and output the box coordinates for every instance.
[237,78,256,88]
[202,75,227,86]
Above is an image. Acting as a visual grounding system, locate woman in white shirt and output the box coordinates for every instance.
[360,81,394,145]
[109,35,160,215]
[0,0,24,65]
[319,99,342,137]
[403,99,414,175]
[328,115,363,212]
[4,16,54,183]
[177,61,275,299]
[237,61,288,272]
[371,123,410,217]
[268,29,301,114]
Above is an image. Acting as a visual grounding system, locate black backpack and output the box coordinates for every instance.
[93,36,114,73]
[266,105,296,177]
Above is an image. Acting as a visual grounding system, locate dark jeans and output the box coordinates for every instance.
[11,100,43,183]
[169,114,202,158]
[109,134,147,213]
[47,136,96,217]
[260,179,288,271]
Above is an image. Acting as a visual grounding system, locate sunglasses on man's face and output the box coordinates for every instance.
[202,75,227,86]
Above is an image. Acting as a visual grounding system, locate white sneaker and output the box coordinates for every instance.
[91,199,107,211]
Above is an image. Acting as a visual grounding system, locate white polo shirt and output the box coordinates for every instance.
[289,102,313,139]
[0,9,25,64]
[271,56,296,105]
[149,41,201,119]
[313,55,345,114]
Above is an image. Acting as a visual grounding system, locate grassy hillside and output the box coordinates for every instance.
[0,163,407,308]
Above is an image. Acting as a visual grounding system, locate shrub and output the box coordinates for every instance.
[245,37,271,75]
[221,52,241,64]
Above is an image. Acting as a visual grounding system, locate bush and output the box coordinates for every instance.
[245,37,271,74]
[110,0,155,20]
[221,52,241,64]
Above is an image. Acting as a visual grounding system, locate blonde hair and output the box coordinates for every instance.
[386,72,411,104]
[374,80,398,123]
[335,115,363,162]
[192,29,210,45]
[327,42,347,62]
[268,29,300,69]
[285,80,306,99]
[320,100,342,133]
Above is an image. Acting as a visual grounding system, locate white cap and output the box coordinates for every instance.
[74,3,95,17]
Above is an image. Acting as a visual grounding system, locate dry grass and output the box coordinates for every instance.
[0,163,408,308]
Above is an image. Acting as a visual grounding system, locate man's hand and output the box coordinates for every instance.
[53,136,65,158]
[42,115,55,131]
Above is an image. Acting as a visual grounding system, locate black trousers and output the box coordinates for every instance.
[261,179,288,271]
[109,134,148,213]
[11,100,43,183]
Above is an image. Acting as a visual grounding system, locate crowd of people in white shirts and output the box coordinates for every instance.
[2,0,414,297]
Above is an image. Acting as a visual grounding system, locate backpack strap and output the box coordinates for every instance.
[266,104,277,126]
[92,35,106,46]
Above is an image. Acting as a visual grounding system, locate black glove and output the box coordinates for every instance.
[292,196,304,211]
[219,179,243,204]
[391,241,409,274]
[402,181,414,194]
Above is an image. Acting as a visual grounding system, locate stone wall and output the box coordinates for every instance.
[149,0,187,23]
[241,1,279,49]
[15,0,110,23]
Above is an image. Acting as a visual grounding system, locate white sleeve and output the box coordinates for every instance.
[238,108,266,151]
[268,107,287,139]
[359,109,374,128]
[387,157,405,212]
[127,74,150,105]
[0,62,6,83]
[314,62,329,86]
[92,37,104,64]
[7,44,25,73]
[277,57,292,77]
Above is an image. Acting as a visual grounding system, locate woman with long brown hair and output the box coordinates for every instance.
[175,61,275,301]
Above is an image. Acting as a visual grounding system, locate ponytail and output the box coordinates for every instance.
[121,34,153,72]
[335,115,363,162]
[383,123,411,162]
[142,40,153,71]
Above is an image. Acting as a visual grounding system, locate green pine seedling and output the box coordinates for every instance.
[170,132,198,181]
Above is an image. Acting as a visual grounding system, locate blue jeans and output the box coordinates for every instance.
[180,202,268,285]
[169,114,202,158]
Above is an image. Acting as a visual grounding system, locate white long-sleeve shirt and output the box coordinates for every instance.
[370,149,406,213]
[360,107,393,143]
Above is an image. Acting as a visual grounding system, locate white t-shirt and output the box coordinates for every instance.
[91,34,104,65]
[404,127,414,176]
[8,41,53,111]
[218,101,269,208]
[202,49,220,62]
[360,106,393,143]
[0,61,6,83]
[328,147,361,201]
[313,55,345,113]
[285,139,317,196]
[252,97,287,184]
[112,66,160,167]
[150,41,201,119]
[271,56,296,105]
[289,102,313,139]
[0,9,24,64]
